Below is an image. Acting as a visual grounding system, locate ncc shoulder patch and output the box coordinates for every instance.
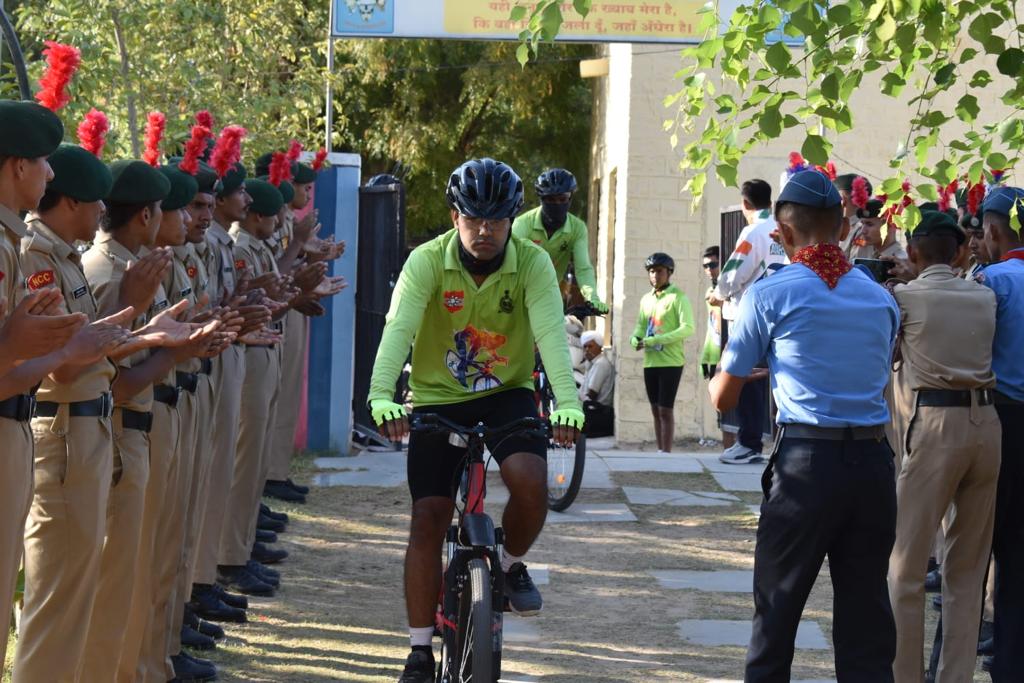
[234,259,247,271]
[26,270,55,291]
[187,265,198,278]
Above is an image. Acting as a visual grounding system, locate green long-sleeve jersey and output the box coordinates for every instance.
[631,283,695,368]
[511,206,602,305]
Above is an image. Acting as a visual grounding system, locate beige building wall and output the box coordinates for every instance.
[589,43,1014,447]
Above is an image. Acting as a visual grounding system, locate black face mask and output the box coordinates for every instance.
[541,202,570,231]
[458,231,510,276]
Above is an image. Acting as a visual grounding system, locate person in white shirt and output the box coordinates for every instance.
[579,330,614,437]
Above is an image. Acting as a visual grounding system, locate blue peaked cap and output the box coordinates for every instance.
[778,170,842,208]
[982,186,1024,218]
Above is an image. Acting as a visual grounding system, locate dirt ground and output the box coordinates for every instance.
[4,449,991,682]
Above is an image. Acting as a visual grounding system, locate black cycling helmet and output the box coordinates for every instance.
[366,173,401,187]
[535,168,577,197]
[446,158,524,220]
[645,252,675,272]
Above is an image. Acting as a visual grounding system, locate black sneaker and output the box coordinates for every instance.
[184,605,225,640]
[504,562,543,616]
[181,624,216,651]
[171,652,217,682]
[246,559,280,588]
[260,503,289,524]
[257,512,287,533]
[924,569,941,593]
[932,594,942,611]
[397,649,435,683]
[287,478,310,495]
[217,565,275,597]
[209,583,249,610]
[251,541,289,565]
[264,480,307,504]
[189,585,247,623]
[255,528,278,544]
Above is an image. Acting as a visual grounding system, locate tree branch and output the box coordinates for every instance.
[110,7,140,157]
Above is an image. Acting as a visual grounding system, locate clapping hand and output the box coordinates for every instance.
[0,290,88,360]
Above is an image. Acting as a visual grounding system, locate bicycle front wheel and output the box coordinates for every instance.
[455,558,495,682]
[547,433,586,512]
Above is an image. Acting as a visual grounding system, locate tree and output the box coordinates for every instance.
[519,0,1024,233]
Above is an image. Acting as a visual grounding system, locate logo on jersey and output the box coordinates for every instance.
[187,265,198,279]
[27,270,55,291]
[499,290,514,314]
[443,290,464,313]
[445,325,508,393]
[532,240,542,245]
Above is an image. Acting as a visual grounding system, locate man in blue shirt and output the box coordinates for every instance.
[977,186,1024,681]
[710,170,900,682]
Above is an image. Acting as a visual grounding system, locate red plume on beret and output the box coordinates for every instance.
[286,140,303,163]
[195,110,214,130]
[36,41,81,112]
[967,182,985,216]
[851,176,870,210]
[268,151,292,187]
[312,148,328,172]
[77,108,109,158]
[209,125,247,178]
[142,111,166,167]
[179,124,212,176]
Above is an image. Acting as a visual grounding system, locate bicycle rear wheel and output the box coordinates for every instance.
[547,433,586,512]
[454,558,495,682]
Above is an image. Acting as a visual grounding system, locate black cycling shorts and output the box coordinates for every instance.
[644,366,683,409]
[407,388,547,502]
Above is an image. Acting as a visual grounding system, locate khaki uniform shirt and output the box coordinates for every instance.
[230,227,279,282]
[184,243,210,308]
[166,245,203,373]
[83,233,171,412]
[21,218,116,402]
[0,205,28,313]
[205,221,238,304]
[266,208,294,261]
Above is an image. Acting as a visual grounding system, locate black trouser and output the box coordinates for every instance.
[582,400,614,438]
[737,377,767,453]
[992,401,1024,681]
[746,433,897,682]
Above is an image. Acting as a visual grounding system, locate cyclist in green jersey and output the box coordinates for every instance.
[368,159,584,683]
[511,168,608,313]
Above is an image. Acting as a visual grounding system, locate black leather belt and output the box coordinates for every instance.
[271,321,284,333]
[782,424,887,441]
[153,384,181,407]
[198,358,213,375]
[176,371,199,393]
[120,408,153,433]
[0,394,36,422]
[917,388,994,407]
[35,393,114,419]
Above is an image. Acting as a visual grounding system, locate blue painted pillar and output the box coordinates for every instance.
[307,153,361,454]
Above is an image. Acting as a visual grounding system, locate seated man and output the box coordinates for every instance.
[579,330,614,437]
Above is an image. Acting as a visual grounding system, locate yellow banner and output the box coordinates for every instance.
[443,1,702,41]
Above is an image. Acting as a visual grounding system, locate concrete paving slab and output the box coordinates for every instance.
[312,469,406,488]
[546,503,638,524]
[678,619,828,649]
[585,436,617,450]
[695,454,769,474]
[604,457,704,474]
[623,487,739,507]
[710,471,764,492]
[708,680,834,683]
[313,452,405,471]
[503,616,541,643]
[650,570,753,593]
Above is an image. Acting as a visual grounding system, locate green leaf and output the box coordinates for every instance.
[999,118,1023,144]
[955,94,980,123]
[670,133,679,149]
[765,42,792,73]
[572,0,592,16]
[997,48,1024,77]
[1011,207,1022,236]
[684,172,707,207]
[987,152,1008,169]
[821,73,839,101]
[969,160,985,184]
[881,178,904,195]
[960,48,979,64]
[933,62,956,85]
[716,163,738,187]
[983,35,1006,55]
[510,6,527,21]
[875,13,897,41]
[539,2,563,41]
[881,72,906,96]
[801,133,830,165]
[759,106,782,137]
[970,70,993,87]
[516,42,530,67]
[916,184,939,201]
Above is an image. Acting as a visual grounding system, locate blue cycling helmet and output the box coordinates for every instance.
[446,158,524,220]
[645,252,675,273]
[535,168,577,197]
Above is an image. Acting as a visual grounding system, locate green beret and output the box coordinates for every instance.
[254,152,273,178]
[0,100,64,158]
[245,179,284,216]
[47,144,112,202]
[106,160,171,204]
[918,201,939,212]
[216,162,247,197]
[912,210,965,245]
[856,198,885,219]
[292,162,316,184]
[159,165,199,211]
[259,175,294,204]
[194,162,218,194]
[834,173,870,194]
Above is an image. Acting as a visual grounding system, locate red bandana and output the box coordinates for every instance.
[791,243,852,289]
[1001,248,1024,263]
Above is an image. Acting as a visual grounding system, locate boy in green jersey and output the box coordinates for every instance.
[368,159,583,683]
[630,252,695,453]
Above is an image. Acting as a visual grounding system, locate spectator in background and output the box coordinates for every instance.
[835,173,871,256]
[579,330,614,438]
[701,246,733,448]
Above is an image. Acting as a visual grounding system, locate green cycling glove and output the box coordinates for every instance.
[550,408,585,431]
[370,399,406,427]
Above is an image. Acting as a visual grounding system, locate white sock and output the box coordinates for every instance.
[409,626,434,648]
[500,547,524,573]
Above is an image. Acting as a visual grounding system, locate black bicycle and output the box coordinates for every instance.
[410,413,549,683]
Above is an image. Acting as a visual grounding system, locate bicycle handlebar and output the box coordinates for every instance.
[410,414,550,442]
[565,302,605,319]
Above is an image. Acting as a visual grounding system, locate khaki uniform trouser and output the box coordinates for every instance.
[81,414,150,681]
[195,347,243,581]
[267,310,306,481]
[890,403,1001,683]
[219,344,281,566]
[14,412,113,683]
[0,418,33,671]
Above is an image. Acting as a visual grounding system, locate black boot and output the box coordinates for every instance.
[251,541,289,565]
[185,604,225,640]
[209,583,249,610]
[245,559,280,588]
[217,565,274,597]
[170,652,217,682]
[260,502,289,524]
[189,584,247,623]
[257,512,286,533]
[181,624,216,651]
[264,480,306,503]
[255,528,278,544]
[287,478,310,495]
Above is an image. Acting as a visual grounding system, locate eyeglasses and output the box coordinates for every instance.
[460,215,510,231]
[703,261,719,269]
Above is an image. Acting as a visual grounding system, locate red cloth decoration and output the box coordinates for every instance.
[967,182,985,216]
[209,125,247,178]
[286,140,303,163]
[815,161,838,181]
[142,112,166,166]
[1002,250,1024,262]
[195,110,214,130]
[268,151,292,187]
[76,108,109,158]
[35,41,81,112]
[991,169,1006,185]
[851,176,870,209]
[312,148,328,171]
[791,243,852,289]
[179,124,212,176]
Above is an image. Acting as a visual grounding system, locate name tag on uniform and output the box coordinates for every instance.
[180,286,192,298]
[153,299,170,312]
[72,285,88,299]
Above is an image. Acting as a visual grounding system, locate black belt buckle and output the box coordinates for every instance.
[99,392,113,419]
[0,394,36,422]
[978,389,993,406]
[199,358,213,375]
[176,371,199,393]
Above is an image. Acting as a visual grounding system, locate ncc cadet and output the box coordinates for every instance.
[976,186,1024,680]
[855,198,908,262]
[711,170,900,682]
[886,211,1000,682]
[511,168,607,312]
[835,172,871,257]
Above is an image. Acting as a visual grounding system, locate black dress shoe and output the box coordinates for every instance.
[255,528,278,544]
[210,583,249,610]
[189,585,247,623]
[217,565,275,597]
[184,606,226,640]
[181,625,216,651]
[257,512,286,533]
[932,594,942,610]
[252,541,289,565]
[245,560,280,588]
[978,636,995,656]
[924,569,942,593]
[287,478,310,495]
[981,655,993,672]
[260,502,289,524]
[170,652,217,682]
[264,480,307,503]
